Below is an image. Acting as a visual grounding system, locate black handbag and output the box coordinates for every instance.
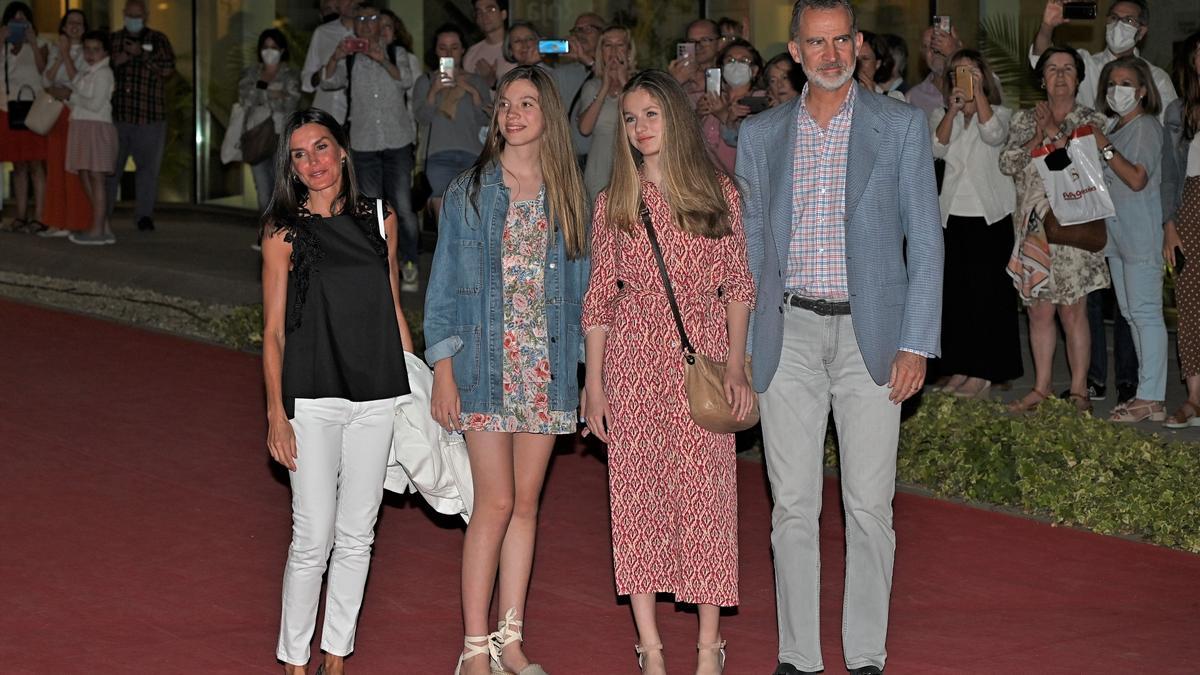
[4,52,34,130]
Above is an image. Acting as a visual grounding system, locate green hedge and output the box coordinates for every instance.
[212,305,1198,553]
[880,392,1200,553]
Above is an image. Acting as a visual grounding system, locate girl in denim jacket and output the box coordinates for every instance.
[424,65,589,675]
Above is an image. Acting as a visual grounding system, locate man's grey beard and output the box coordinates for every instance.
[802,61,854,91]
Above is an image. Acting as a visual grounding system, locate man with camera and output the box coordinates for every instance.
[106,0,175,233]
[301,0,357,124]
[318,3,420,290]
[1031,0,1176,121]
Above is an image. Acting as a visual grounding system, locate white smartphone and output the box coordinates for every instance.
[438,56,455,83]
[705,68,722,96]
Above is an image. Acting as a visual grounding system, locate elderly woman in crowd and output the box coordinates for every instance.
[412,24,491,221]
[1091,57,1166,422]
[764,52,804,108]
[931,50,1022,399]
[1162,31,1200,428]
[504,21,546,70]
[579,24,635,200]
[1001,46,1110,414]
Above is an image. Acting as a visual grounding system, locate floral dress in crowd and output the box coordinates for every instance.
[1000,104,1111,304]
[461,187,576,434]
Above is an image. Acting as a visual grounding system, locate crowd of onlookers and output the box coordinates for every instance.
[290,0,1199,428]
[5,0,1200,426]
[0,0,174,244]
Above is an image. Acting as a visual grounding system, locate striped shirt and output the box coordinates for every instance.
[785,83,855,301]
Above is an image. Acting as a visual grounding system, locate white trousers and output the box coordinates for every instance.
[276,396,397,665]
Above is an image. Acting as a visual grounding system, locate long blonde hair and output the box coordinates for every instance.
[468,65,589,259]
[605,69,731,238]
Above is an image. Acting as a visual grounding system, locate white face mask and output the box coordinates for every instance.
[1105,20,1139,53]
[1106,84,1140,115]
[261,48,282,65]
[723,61,752,87]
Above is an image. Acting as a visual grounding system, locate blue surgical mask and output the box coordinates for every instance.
[124,17,144,34]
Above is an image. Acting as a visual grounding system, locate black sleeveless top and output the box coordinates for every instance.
[281,200,410,418]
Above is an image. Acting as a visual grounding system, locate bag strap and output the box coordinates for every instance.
[640,201,695,355]
[376,197,386,240]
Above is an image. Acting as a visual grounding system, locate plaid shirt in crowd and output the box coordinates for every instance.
[109,28,176,125]
[785,83,856,301]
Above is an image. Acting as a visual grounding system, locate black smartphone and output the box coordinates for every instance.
[1062,1,1098,20]
[738,95,770,114]
[1176,247,1187,274]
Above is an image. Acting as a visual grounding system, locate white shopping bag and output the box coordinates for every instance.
[220,102,245,164]
[1032,125,1116,226]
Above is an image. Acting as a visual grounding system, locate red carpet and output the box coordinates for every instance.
[2,298,1198,674]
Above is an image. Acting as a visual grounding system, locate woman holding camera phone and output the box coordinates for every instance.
[929,50,1022,399]
[697,38,764,172]
[579,25,635,200]
[413,25,491,221]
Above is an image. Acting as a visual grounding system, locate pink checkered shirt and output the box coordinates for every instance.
[785,84,856,301]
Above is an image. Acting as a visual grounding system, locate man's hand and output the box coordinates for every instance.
[887,350,927,404]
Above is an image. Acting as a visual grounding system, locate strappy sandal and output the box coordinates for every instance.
[634,642,664,673]
[1007,388,1050,413]
[1108,399,1165,423]
[2,218,28,233]
[455,634,501,675]
[496,608,548,675]
[1067,392,1093,415]
[697,639,727,674]
[1164,400,1200,429]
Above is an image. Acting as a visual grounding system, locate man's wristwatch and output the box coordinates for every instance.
[1100,143,1117,163]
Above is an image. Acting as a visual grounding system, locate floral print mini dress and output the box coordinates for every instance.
[461,187,576,435]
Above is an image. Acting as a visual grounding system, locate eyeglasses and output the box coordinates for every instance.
[570,25,602,36]
[693,36,719,45]
[724,56,753,65]
[510,36,538,45]
[474,6,500,16]
[355,14,379,22]
[1106,14,1141,27]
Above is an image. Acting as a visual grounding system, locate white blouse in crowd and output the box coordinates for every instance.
[66,57,114,124]
[930,104,1016,228]
[1,38,48,112]
[42,43,86,87]
[1188,135,1200,178]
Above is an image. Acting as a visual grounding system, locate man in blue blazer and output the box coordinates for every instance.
[735,1,943,673]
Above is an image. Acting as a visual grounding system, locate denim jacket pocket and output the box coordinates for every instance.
[458,239,483,294]
[453,324,481,392]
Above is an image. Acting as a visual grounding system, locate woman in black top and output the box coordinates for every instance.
[261,108,413,675]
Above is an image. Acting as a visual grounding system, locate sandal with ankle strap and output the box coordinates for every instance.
[1109,400,1166,423]
[634,642,663,671]
[455,634,502,675]
[1067,392,1093,415]
[496,608,548,675]
[1164,400,1200,429]
[1007,388,1050,414]
[697,639,727,673]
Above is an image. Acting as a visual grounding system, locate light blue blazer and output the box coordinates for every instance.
[736,84,943,392]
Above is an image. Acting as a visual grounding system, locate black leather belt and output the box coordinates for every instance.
[784,292,851,316]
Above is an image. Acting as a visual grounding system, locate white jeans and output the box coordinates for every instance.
[276,396,396,665]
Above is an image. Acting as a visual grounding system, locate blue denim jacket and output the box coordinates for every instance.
[424,162,590,414]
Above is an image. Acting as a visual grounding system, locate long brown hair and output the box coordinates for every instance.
[264,108,359,234]
[468,65,589,259]
[605,69,731,238]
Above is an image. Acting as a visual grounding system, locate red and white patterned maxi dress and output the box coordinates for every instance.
[581,175,756,607]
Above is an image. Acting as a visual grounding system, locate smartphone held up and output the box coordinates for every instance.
[538,39,569,55]
[1062,1,1098,20]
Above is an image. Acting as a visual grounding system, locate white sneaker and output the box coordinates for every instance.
[69,232,110,246]
[401,261,419,292]
[37,228,71,238]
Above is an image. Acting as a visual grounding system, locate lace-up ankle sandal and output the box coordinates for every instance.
[455,634,501,675]
[496,608,548,675]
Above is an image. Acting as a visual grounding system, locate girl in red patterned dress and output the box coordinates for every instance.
[581,69,756,675]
